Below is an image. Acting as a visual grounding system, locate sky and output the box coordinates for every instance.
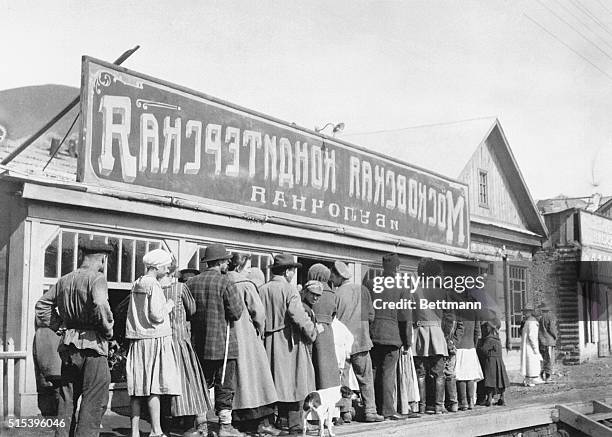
[1,0,612,200]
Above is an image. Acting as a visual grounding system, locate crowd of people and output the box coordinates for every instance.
[34,239,558,437]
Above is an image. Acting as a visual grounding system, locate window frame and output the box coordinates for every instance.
[478,168,489,208]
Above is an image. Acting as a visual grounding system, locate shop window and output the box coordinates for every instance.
[478,169,489,207]
[61,231,77,276]
[44,235,59,278]
[43,229,167,286]
[509,265,526,342]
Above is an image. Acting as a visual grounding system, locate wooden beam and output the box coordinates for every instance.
[557,404,612,437]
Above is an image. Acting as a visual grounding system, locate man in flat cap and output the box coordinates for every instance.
[537,302,557,383]
[187,244,245,437]
[370,253,416,420]
[330,261,383,423]
[259,254,319,434]
[35,238,115,437]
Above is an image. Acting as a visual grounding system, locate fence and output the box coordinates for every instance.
[0,338,27,419]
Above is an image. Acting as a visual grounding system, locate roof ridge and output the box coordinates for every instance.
[343,116,498,137]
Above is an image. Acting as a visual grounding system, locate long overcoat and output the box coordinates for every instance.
[228,271,279,410]
[259,276,317,402]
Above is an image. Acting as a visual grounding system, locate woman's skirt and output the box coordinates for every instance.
[312,323,341,389]
[455,348,484,381]
[396,347,420,414]
[126,336,181,396]
[170,338,212,416]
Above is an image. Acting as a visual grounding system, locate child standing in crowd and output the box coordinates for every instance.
[161,262,211,437]
[477,318,509,406]
[126,249,181,437]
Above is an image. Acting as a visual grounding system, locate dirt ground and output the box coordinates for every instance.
[502,356,612,407]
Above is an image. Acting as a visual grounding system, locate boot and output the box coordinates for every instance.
[183,421,209,437]
[445,377,458,412]
[434,377,445,414]
[218,423,245,437]
[457,381,467,411]
[417,376,427,414]
[467,381,475,410]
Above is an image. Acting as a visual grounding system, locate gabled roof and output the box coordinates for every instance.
[342,117,548,238]
[597,196,612,215]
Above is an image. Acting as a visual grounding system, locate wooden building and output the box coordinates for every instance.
[344,117,549,351]
[534,204,612,364]
[0,58,476,416]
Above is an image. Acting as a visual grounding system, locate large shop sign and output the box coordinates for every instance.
[78,57,470,254]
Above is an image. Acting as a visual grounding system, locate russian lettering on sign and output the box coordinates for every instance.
[78,57,470,254]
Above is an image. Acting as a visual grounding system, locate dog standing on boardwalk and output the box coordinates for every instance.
[302,386,355,437]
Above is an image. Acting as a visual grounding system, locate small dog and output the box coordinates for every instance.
[302,386,355,437]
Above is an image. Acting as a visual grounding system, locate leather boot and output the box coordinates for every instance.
[467,381,475,410]
[457,381,467,411]
[434,377,445,414]
[218,423,245,437]
[445,377,458,412]
[417,376,427,414]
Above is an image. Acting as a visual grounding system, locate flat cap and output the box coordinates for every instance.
[332,261,351,279]
[304,280,323,295]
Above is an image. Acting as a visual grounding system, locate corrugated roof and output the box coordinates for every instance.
[340,117,498,178]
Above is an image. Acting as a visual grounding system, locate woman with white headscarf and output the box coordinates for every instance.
[126,249,181,437]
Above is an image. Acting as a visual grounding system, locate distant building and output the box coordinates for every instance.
[534,196,612,364]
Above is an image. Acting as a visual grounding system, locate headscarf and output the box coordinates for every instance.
[308,263,331,282]
[142,249,172,269]
[246,267,266,288]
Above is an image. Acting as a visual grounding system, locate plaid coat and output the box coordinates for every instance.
[187,268,244,360]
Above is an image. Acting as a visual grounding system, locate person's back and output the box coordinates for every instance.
[538,311,557,346]
[259,276,292,334]
[335,281,373,354]
[56,268,114,354]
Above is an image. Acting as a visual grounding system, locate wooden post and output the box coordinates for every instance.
[7,338,14,418]
[0,340,4,419]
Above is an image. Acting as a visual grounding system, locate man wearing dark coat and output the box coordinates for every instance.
[35,239,115,437]
[538,302,557,382]
[369,253,416,420]
[187,243,245,437]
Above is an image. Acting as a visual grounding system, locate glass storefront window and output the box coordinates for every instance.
[44,235,59,278]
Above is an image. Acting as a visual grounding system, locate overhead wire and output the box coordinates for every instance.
[523,13,612,81]
[550,0,612,52]
[568,0,612,38]
[593,0,612,21]
[535,0,612,62]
